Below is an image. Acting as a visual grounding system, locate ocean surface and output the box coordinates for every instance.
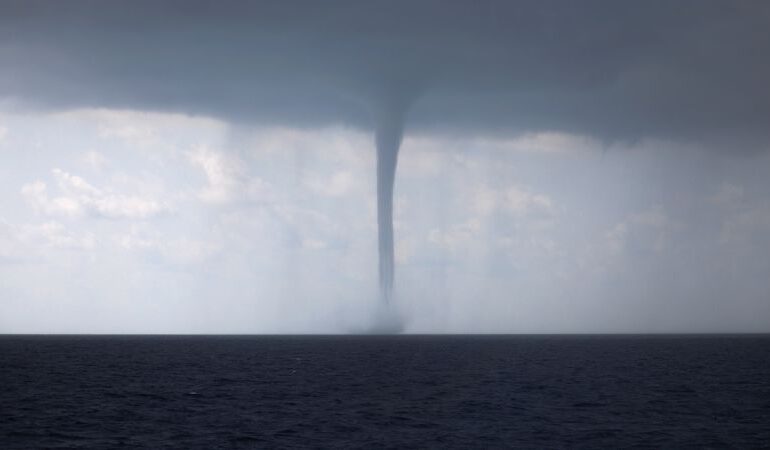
[2,335,769,448]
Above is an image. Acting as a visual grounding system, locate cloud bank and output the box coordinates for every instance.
[1,0,769,145]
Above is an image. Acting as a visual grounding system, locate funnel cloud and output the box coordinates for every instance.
[375,104,406,306]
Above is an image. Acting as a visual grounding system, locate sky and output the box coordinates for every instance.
[1,1,770,333]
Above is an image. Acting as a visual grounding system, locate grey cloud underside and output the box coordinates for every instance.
[2,0,770,144]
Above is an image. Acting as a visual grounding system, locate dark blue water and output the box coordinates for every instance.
[2,335,769,448]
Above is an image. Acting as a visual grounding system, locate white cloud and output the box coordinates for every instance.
[22,169,166,220]
[189,147,277,205]
[473,184,554,217]
[22,181,83,217]
[25,221,97,250]
[189,147,241,203]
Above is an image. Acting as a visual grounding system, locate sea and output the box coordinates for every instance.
[2,335,769,448]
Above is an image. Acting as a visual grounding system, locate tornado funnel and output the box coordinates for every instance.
[375,108,405,305]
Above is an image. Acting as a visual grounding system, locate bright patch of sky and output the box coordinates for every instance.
[1,108,770,333]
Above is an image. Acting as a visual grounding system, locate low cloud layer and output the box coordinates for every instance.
[1,0,769,145]
[22,168,166,219]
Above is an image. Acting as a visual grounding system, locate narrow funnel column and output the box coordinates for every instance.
[375,109,404,305]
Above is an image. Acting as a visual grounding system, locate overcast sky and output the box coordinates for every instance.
[1,1,770,333]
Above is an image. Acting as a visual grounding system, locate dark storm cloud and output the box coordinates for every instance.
[1,0,769,144]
